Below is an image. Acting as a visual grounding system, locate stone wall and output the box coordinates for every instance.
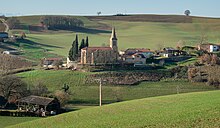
[85,71,172,85]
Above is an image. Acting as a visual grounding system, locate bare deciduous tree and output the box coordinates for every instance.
[0,75,29,101]
[0,54,32,75]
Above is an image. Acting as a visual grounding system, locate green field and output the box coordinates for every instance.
[0,116,38,128]
[2,15,220,127]
[8,90,220,128]
[17,70,216,104]
[8,15,220,60]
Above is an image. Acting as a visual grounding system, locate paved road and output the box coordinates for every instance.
[0,18,9,32]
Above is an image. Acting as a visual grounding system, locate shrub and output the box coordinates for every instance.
[211,54,220,65]
[200,54,211,65]
[54,90,70,107]
[188,68,198,82]
[207,77,220,88]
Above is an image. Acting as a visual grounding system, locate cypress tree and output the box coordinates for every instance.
[85,36,89,47]
[79,39,85,51]
[68,35,79,61]
[75,35,79,54]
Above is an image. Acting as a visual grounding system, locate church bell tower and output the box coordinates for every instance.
[110,27,118,60]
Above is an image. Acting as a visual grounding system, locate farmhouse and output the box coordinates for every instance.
[80,28,119,65]
[161,47,186,57]
[42,58,63,68]
[121,48,154,65]
[122,53,146,65]
[198,43,220,52]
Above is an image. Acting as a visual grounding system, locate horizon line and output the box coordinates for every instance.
[1,13,220,18]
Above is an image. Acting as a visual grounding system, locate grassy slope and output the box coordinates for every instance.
[0,117,38,128]
[9,90,220,128]
[12,15,220,57]
[17,70,216,104]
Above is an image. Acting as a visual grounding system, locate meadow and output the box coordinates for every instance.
[9,15,220,60]
[17,70,216,105]
[9,90,220,128]
[0,116,38,128]
[1,15,220,127]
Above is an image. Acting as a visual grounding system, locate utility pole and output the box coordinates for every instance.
[99,78,102,107]
[95,78,103,107]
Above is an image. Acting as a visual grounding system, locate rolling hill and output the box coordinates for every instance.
[9,90,220,128]
[8,14,220,59]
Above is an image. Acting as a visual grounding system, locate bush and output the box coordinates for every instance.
[188,68,198,82]
[31,82,49,96]
[207,77,220,88]
[171,66,188,79]
[54,90,70,107]
[200,54,211,65]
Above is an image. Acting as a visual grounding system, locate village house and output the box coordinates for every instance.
[80,28,119,65]
[123,48,153,58]
[121,48,154,66]
[42,58,63,69]
[198,43,220,53]
[161,47,186,57]
[123,53,146,65]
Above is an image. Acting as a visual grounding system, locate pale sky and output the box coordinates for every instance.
[0,0,220,17]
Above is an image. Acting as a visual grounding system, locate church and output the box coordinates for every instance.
[80,28,119,65]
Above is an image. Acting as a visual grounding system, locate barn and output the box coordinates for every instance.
[17,95,61,115]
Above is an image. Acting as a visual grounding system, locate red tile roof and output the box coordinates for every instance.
[82,47,112,52]
[125,48,151,52]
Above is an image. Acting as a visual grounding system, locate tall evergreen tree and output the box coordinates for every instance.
[85,36,89,47]
[75,35,79,54]
[68,35,79,61]
[79,39,85,51]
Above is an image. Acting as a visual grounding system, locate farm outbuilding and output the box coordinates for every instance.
[17,95,60,116]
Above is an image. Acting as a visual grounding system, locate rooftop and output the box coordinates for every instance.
[17,95,55,106]
[82,47,112,52]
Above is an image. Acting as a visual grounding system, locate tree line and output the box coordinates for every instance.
[40,16,84,30]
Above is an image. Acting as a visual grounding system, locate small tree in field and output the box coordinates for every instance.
[184,10,191,16]
[97,11,102,16]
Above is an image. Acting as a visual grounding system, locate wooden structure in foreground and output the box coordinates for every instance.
[17,95,60,116]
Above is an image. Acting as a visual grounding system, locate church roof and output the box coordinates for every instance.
[82,47,112,52]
